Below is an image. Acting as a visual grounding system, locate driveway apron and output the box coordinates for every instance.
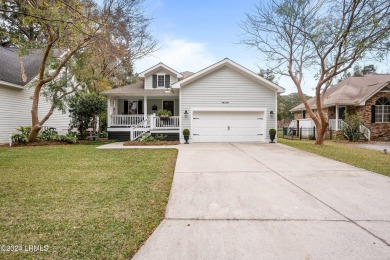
[133,142,390,260]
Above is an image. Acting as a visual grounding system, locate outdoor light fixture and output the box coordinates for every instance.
[184,110,188,115]
[270,111,274,115]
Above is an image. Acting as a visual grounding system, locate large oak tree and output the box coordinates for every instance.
[242,0,390,145]
[0,0,156,141]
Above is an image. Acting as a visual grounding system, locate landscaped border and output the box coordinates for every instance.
[124,141,180,146]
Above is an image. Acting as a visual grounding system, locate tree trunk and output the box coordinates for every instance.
[314,119,328,145]
[28,124,41,142]
[28,81,44,142]
[28,110,41,142]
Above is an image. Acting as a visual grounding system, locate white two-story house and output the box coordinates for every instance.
[102,58,284,143]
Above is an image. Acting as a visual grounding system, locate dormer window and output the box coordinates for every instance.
[153,74,170,88]
[158,75,165,87]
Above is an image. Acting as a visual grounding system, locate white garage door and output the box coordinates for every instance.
[192,111,265,142]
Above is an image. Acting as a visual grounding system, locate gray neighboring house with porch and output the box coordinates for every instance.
[102,58,284,143]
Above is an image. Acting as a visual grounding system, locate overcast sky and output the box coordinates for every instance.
[134,0,390,95]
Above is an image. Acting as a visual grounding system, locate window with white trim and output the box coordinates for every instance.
[157,75,165,87]
[375,97,390,123]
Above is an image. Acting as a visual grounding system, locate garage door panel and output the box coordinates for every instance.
[194,112,263,120]
[193,126,263,134]
[192,110,265,142]
[193,135,262,142]
[194,121,263,127]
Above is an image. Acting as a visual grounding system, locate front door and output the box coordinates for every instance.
[339,106,346,119]
[163,101,174,116]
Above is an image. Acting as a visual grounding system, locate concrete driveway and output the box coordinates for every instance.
[133,143,390,260]
[352,142,390,153]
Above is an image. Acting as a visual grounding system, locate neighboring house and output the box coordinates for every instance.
[101,58,285,143]
[0,47,71,144]
[290,74,390,141]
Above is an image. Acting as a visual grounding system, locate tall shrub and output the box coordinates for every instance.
[68,93,106,138]
[341,112,363,142]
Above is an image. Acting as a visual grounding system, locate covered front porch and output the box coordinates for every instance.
[107,95,180,127]
[106,95,180,141]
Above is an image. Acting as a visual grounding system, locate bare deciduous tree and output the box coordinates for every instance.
[241,0,390,145]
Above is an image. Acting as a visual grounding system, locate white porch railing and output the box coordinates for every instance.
[128,115,180,141]
[130,116,151,141]
[359,124,371,141]
[153,116,180,129]
[328,119,346,131]
[111,115,145,126]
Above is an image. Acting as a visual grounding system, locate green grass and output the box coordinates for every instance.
[278,138,390,176]
[0,145,178,259]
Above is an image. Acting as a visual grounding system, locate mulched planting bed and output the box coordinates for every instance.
[1,138,112,147]
[1,141,71,147]
[124,141,180,146]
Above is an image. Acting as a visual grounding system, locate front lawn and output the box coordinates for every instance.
[0,145,177,259]
[278,138,389,177]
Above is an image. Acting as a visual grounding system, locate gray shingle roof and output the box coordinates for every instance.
[101,81,178,96]
[101,71,194,96]
[290,74,390,111]
[0,47,41,86]
[180,71,194,78]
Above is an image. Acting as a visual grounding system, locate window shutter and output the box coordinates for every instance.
[138,100,143,114]
[124,100,129,114]
[371,105,375,123]
[165,74,170,88]
[152,75,157,88]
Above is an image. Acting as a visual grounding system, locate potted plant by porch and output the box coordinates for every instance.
[269,128,276,143]
[157,109,172,120]
[183,129,190,144]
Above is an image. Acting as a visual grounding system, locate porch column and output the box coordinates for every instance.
[335,105,339,130]
[107,96,112,127]
[143,95,147,119]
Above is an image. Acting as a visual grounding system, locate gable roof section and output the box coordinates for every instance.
[290,74,390,112]
[171,58,285,93]
[138,62,183,79]
[0,47,41,88]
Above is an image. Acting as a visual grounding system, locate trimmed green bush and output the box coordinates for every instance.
[182,129,190,135]
[39,128,59,141]
[12,126,31,144]
[269,128,277,135]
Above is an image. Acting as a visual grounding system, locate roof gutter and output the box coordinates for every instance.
[0,80,24,89]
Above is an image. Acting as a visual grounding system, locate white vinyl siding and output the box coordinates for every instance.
[144,69,178,89]
[0,85,71,144]
[180,66,277,143]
